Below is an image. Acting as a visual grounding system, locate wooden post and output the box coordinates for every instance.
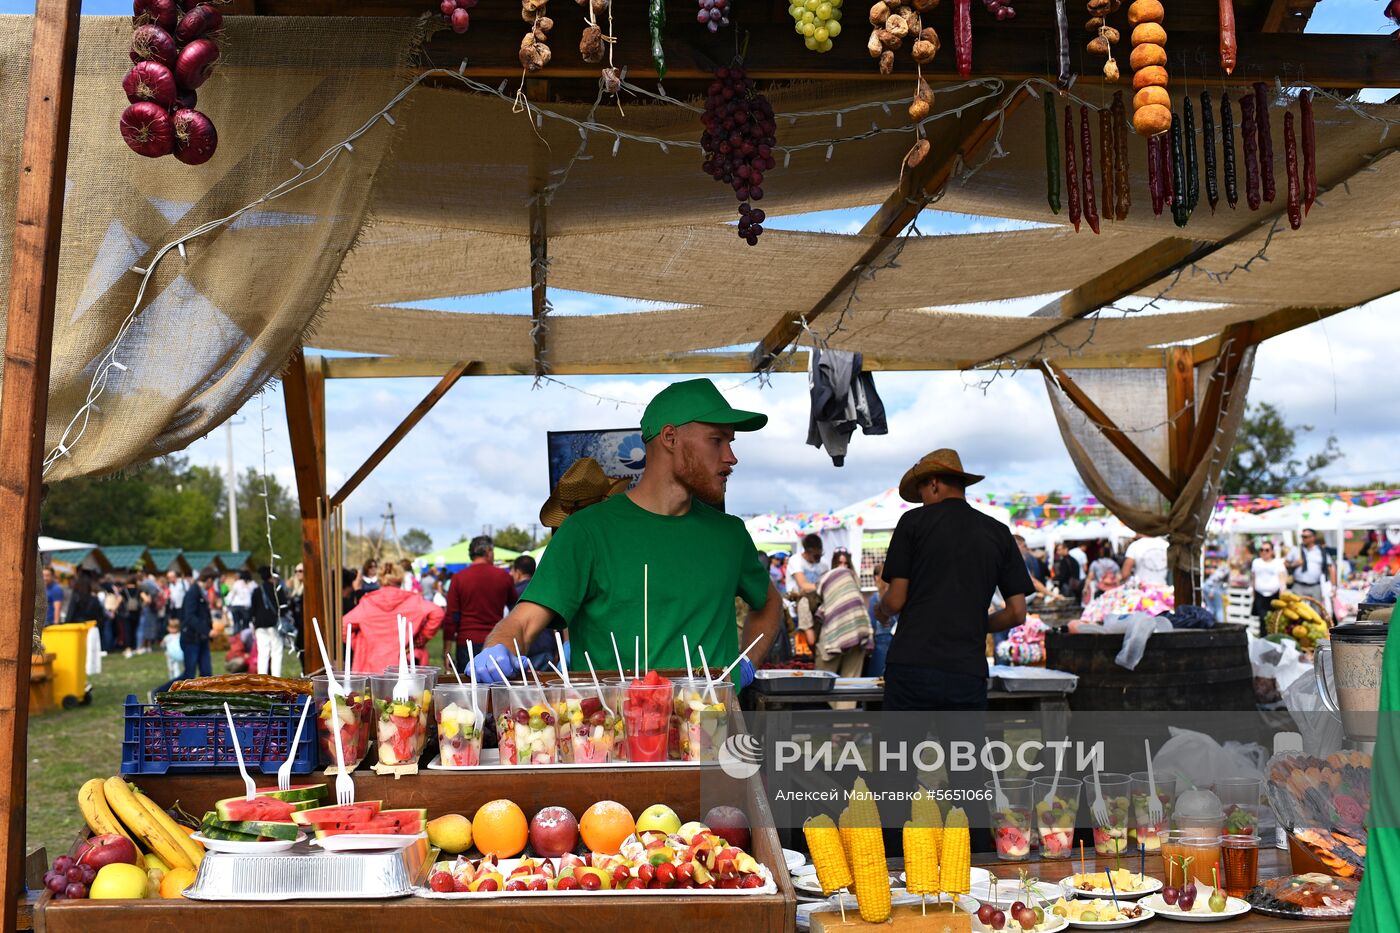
[282,350,328,668]
[0,0,81,927]
[1166,346,1198,607]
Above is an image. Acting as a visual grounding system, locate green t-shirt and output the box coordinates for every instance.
[523,494,770,676]
[1352,618,1400,930]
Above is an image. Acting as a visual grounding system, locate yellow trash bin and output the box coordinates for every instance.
[40,621,95,709]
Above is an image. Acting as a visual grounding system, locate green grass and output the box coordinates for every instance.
[26,646,307,861]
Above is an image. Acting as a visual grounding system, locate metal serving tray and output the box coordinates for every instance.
[752,669,837,694]
[182,836,432,901]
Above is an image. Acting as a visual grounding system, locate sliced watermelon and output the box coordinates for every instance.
[291,801,382,827]
[207,819,300,841]
[216,794,296,823]
[254,784,327,804]
[199,814,262,842]
[376,808,428,833]
[314,816,416,837]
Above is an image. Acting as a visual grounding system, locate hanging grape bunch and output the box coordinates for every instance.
[121,0,221,164]
[700,64,778,245]
[789,0,842,52]
[438,0,479,33]
[699,0,731,33]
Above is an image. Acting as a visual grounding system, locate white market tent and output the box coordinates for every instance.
[835,487,1012,532]
[1344,498,1400,529]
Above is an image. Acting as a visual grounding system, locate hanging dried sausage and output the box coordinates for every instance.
[1201,90,1218,212]
[955,0,973,78]
[1285,110,1301,230]
[1184,95,1199,211]
[1300,89,1317,215]
[1045,91,1061,214]
[1240,91,1260,210]
[1081,105,1101,233]
[1055,0,1071,89]
[1218,0,1236,75]
[1170,111,1189,227]
[1147,123,1164,216]
[1254,81,1275,203]
[1221,90,1238,208]
[1112,91,1131,219]
[1065,104,1081,231]
[1100,107,1114,223]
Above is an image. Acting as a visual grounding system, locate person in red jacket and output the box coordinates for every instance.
[345,562,444,674]
[444,536,517,671]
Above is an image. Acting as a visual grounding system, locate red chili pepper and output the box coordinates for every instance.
[1300,89,1317,215]
[1254,82,1275,203]
[1081,106,1100,234]
[955,0,973,78]
[1285,111,1301,230]
[1065,105,1080,232]
[1218,0,1237,75]
[1240,92,1261,210]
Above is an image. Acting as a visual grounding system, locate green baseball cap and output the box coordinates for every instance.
[640,378,768,442]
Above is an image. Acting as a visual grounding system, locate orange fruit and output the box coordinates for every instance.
[159,867,196,899]
[472,799,528,858]
[579,801,636,855]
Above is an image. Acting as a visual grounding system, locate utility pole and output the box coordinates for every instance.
[225,419,240,551]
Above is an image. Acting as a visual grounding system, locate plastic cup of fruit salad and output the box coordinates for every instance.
[311,673,373,771]
[623,671,674,762]
[433,684,483,767]
[491,684,561,766]
[369,671,428,767]
[1088,772,1132,856]
[1216,778,1263,837]
[1129,771,1176,851]
[671,678,731,763]
[985,778,1035,861]
[1032,776,1082,860]
[384,664,441,738]
[603,678,630,761]
[556,683,619,764]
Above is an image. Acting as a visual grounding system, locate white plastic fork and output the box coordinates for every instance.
[311,617,346,697]
[223,703,256,801]
[1090,755,1110,827]
[392,616,412,703]
[327,689,355,805]
[278,694,313,791]
[1144,739,1164,824]
[988,742,1009,813]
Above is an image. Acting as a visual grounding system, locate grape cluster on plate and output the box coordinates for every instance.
[438,0,479,33]
[697,0,730,33]
[43,855,95,901]
[788,0,843,51]
[700,65,777,245]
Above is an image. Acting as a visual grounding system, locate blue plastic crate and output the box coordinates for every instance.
[120,694,318,776]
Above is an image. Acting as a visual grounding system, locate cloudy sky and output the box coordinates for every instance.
[16,0,1396,552]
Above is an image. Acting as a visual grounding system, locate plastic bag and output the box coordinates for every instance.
[1248,632,1310,708]
[1154,726,1267,790]
[1067,613,1174,670]
[1282,658,1346,757]
[1365,575,1398,604]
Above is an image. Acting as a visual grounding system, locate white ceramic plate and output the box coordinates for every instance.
[310,831,426,853]
[190,831,304,854]
[1061,904,1157,929]
[783,848,807,872]
[1140,893,1251,922]
[971,876,1067,907]
[1065,875,1163,900]
[899,866,992,891]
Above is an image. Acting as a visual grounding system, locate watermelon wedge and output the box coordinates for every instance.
[254,783,326,804]
[216,794,296,822]
[291,801,382,827]
[206,818,300,841]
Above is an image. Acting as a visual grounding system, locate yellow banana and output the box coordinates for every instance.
[103,776,193,871]
[1284,609,1300,621]
[1270,600,1287,610]
[134,791,203,868]
[77,778,136,845]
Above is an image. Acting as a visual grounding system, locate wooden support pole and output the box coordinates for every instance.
[1165,346,1198,606]
[328,361,472,510]
[283,350,329,669]
[1042,362,1177,501]
[0,0,81,926]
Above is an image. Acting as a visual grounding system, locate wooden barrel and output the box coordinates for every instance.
[1045,623,1257,712]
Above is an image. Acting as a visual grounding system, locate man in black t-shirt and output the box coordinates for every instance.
[873,449,1035,710]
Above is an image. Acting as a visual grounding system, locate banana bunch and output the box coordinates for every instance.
[78,777,203,870]
[1268,592,1329,651]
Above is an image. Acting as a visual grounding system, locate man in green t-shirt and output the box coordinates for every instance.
[471,378,783,688]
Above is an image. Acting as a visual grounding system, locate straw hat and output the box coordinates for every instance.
[898,448,985,503]
[540,458,631,528]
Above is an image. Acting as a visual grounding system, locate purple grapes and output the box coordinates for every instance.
[697,0,730,32]
[981,0,1015,18]
[700,64,778,245]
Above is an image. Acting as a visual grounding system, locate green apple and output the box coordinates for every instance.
[636,804,682,836]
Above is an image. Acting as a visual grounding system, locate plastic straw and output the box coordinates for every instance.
[513,639,528,688]
[466,641,480,718]
[682,634,696,682]
[715,634,763,686]
[696,644,718,704]
[445,651,466,686]
[643,563,649,675]
[554,631,571,687]
[634,635,640,680]
[610,632,625,680]
[489,656,518,709]
[405,615,416,673]
[343,620,352,682]
[584,651,614,716]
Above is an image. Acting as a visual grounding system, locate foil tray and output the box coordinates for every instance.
[183,836,432,901]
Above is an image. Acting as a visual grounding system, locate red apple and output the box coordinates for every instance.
[702,806,750,852]
[528,806,579,858]
[76,834,141,870]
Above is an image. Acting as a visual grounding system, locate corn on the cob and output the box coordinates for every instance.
[911,786,943,857]
[840,778,891,923]
[903,820,941,895]
[938,806,971,894]
[803,815,852,895]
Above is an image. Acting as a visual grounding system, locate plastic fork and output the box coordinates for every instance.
[222,702,256,801]
[327,689,354,805]
[392,616,412,703]
[1144,739,1164,824]
[988,742,1009,813]
[311,617,346,697]
[278,694,313,791]
[1090,755,1110,827]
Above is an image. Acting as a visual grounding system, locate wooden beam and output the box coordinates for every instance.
[526,79,550,378]
[306,355,327,494]
[415,25,1400,89]
[1165,346,1196,488]
[1186,322,1256,473]
[1042,362,1177,501]
[328,361,471,509]
[282,350,329,669]
[0,0,81,925]
[1262,0,1317,34]
[1030,239,1202,318]
[749,88,1025,371]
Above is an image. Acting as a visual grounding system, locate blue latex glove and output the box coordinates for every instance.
[472,643,517,684]
[561,637,572,667]
[738,657,756,690]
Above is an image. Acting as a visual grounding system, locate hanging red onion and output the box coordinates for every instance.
[439,0,455,13]
[175,87,197,110]
[172,108,219,165]
[451,7,470,31]
[122,61,177,108]
[130,24,178,68]
[176,3,224,42]
[176,38,221,90]
[120,101,175,158]
[133,0,179,30]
